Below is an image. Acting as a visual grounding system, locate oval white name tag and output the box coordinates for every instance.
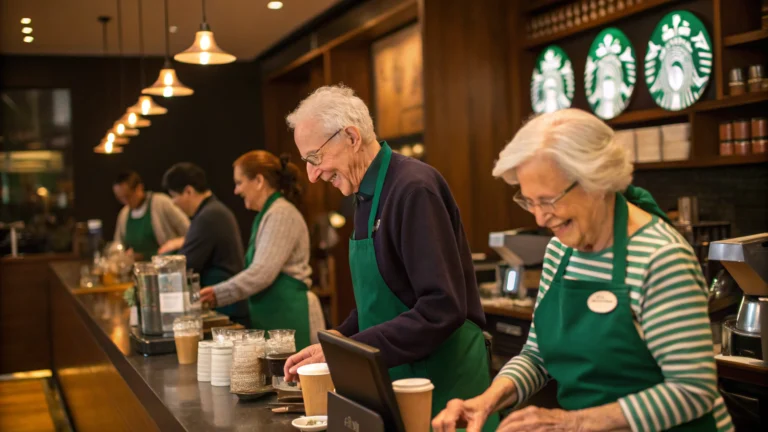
[587,291,618,314]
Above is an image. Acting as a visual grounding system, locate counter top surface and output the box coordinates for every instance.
[50,261,298,432]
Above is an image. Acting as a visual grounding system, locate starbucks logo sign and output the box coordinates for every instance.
[531,45,575,114]
[585,28,636,120]
[645,11,712,111]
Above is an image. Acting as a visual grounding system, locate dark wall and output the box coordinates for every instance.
[634,165,768,237]
[0,55,264,245]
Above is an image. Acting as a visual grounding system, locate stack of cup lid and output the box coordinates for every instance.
[197,341,214,382]
[734,119,752,156]
[752,117,767,154]
[211,343,234,387]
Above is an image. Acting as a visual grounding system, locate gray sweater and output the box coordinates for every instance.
[212,197,324,342]
[114,192,190,247]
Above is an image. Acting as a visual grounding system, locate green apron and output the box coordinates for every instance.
[244,192,312,350]
[124,194,159,259]
[533,188,716,431]
[348,143,499,431]
[201,266,250,328]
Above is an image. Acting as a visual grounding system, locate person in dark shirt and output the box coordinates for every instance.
[282,85,498,430]
[159,162,249,326]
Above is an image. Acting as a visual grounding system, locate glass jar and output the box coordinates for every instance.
[267,329,296,355]
[230,339,266,392]
[152,255,188,332]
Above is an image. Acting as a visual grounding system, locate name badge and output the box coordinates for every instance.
[587,290,618,314]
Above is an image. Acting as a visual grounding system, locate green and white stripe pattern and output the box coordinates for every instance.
[497,217,733,432]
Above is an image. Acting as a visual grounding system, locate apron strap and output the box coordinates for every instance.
[553,192,630,285]
[367,143,393,239]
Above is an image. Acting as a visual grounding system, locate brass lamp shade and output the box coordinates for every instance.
[127,95,168,115]
[142,66,194,97]
[105,131,130,145]
[175,29,236,65]
[112,121,140,137]
[120,111,151,128]
[94,140,124,154]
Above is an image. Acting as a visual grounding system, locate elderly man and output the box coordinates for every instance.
[112,171,189,260]
[282,85,498,430]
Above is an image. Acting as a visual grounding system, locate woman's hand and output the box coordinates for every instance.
[200,287,217,308]
[158,237,185,254]
[432,396,495,432]
[284,344,326,382]
[497,406,579,431]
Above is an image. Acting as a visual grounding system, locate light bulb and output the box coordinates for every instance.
[141,99,151,115]
[163,71,174,86]
[116,123,126,135]
[107,132,116,142]
[105,141,114,153]
[200,34,211,50]
[200,52,210,65]
[22,27,33,34]
[21,18,31,25]
[127,113,138,126]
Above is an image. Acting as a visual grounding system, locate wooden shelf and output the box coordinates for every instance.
[522,0,679,49]
[724,28,768,47]
[525,0,572,13]
[634,154,768,171]
[608,91,768,127]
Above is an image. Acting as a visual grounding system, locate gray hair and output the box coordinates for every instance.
[286,84,376,143]
[492,108,633,194]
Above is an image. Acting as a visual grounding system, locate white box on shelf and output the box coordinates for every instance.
[634,126,662,163]
[662,140,691,161]
[661,123,691,143]
[615,130,636,162]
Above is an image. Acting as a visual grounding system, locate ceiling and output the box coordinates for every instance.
[0,0,341,60]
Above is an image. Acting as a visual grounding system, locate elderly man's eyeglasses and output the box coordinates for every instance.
[513,181,578,213]
[301,129,342,167]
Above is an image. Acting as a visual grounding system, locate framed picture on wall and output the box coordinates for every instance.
[371,23,423,141]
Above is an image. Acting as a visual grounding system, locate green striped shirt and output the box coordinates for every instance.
[498,217,734,432]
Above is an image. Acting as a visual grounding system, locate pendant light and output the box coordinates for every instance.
[127,0,166,116]
[174,0,236,65]
[143,0,194,97]
[95,16,129,153]
[119,111,151,128]
[110,0,140,138]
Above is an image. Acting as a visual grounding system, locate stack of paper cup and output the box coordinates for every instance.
[210,343,234,387]
[197,341,214,382]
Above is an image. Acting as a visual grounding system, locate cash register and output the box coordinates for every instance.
[488,227,551,299]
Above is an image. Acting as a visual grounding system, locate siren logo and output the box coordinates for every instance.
[344,416,360,432]
[531,45,575,114]
[645,11,712,111]
[585,28,636,120]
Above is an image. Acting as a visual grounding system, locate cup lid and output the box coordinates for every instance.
[392,378,434,393]
[198,341,214,348]
[297,363,329,376]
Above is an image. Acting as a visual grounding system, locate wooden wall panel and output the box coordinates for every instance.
[421,0,528,252]
[0,254,75,374]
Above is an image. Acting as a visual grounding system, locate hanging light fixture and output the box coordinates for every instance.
[143,0,194,97]
[95,16,129,153]
[94,140,124,154]
[109,0,140,139]
[119,111,151,128]
[174,0,236,65]
[128,0,167,115]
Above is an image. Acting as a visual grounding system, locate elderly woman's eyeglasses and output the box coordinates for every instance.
[513,181,578,213]
[301,129,342,167]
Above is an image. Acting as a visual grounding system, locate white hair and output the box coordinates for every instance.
[286,84,376,143]
[492,108,633,194]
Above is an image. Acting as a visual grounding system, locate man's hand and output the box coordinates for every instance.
[200,287,217,308]
[284,344,326,382]
[158,237,185,254]
[497,406,580,432]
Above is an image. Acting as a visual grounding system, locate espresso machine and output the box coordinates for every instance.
[708,233,768,429]
[488,228,551,299]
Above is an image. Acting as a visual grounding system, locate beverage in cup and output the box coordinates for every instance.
[297,363,334,416]
[392,378,434,432]
[173,315,202,365]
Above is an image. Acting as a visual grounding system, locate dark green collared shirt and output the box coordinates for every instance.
[355,142,387,202]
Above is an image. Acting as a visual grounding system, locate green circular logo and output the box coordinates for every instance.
[531,45,575,114]
[585,28,636,120]
[645,11,712,111]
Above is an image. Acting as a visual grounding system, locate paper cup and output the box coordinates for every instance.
[392,378,434,432]
[297,363,334,416]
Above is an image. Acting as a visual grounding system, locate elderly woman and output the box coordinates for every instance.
[433,109,733,432]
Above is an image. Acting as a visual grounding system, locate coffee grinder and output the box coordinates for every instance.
[708,233,768,430]
[709,233,768,361]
